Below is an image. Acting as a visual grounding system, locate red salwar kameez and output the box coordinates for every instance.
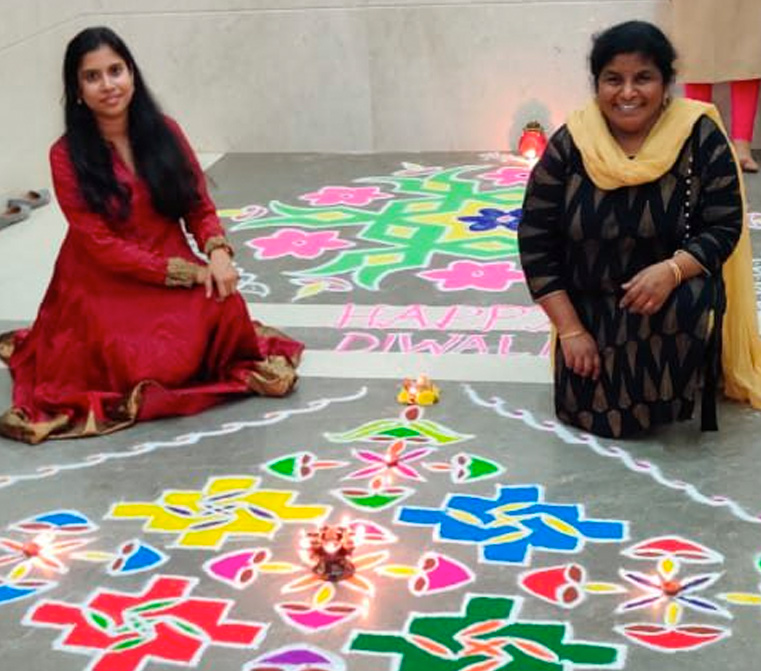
[0,119,303,444]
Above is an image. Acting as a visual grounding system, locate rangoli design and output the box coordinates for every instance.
[343,440,435,482]
[615,536,732,652]
[107,476,329,549]
[3,136,760,671]
[262,452,348,482]
[227,166,527,291]
[24,574,266,671]
[417,260,525,292]
[332,476,415,512]
[376,551,475,597]
[244,644,346,670]
[396,485,628,565]
[0,511,167,607]
[347,593,626,670]
[326,405,472,447]
[518,564,625,609]
[423,453,505,484]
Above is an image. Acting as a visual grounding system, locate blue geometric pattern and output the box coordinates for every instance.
[107,539,169,576]
[11,510,96,534]
[396,485,628,565]
[0,580,55,606]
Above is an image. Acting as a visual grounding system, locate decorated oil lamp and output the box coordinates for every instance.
[660,578,683,597]
[397,374,439,405]
[299,521,359,582]
[517,121,548,161]
[21,531,54,559]
[22,540,42,558]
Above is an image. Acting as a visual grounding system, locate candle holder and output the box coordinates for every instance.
[397,374,440,406]
[22,540,42,558]
[300,523,357,582]
[517,121,548,161]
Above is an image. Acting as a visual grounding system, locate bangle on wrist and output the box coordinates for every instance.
[666,259,683,287]
[205,236,234,258]
[559,329,586,341]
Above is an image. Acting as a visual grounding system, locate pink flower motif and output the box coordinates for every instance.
[246,228,353,260]
[299,186,393,207]
[344,440,435,482]
[479,166,532,186]
[418,260,525,292]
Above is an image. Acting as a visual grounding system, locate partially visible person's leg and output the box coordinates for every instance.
[684,83,714,102]
[731,79,761,172]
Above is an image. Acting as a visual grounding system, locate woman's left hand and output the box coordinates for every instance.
[620,261,677,315]
[206,248,238,300]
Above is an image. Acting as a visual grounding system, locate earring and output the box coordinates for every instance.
[77,98,82,105]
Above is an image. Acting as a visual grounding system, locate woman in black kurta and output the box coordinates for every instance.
[520,117,741,437]
[518,21,748,438]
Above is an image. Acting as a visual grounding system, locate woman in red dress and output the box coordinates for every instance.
[0,27,304,444]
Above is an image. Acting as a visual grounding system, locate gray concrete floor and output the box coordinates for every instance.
[1,152,760,671]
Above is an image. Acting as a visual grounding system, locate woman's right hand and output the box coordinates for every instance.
[560,331,600,380]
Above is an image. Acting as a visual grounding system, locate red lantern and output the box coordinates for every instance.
[517,121,548,160]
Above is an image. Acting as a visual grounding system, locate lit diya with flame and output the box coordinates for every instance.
[397,374,440,405]
[517,120,548,162]
[299,522,365,582]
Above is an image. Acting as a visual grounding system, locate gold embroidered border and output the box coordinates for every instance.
[0,408,72,445]
[244,355,299,397]
[0,331,16,364]
[166,257,201,287]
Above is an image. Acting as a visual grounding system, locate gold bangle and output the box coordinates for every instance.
[559,329,586,341]
[666,259,683,286]
[205,235,234,258]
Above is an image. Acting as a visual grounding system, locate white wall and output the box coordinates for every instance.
[0,1,95,200]
[6,0,753,204]
[80,0,664,154]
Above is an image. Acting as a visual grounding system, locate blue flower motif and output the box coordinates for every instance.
[458,208,522,232]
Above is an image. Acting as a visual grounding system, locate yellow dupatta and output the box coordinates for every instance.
[566,97,761,409]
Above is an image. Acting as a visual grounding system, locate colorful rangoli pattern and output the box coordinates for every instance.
[615,536,732,652]
[4,392,760,667]
[325,405,472,446]
[3,148,761,670]
[0,511,167,607]
[107,476,329,549]
[397,485,628,564]
[348,593,625,670]
[25,575,266,671]
[227,166,526,292]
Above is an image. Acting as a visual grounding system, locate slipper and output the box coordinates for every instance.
[7,188,51,210]
[0,203,31,231]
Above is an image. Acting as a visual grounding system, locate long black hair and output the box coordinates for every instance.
[63,26,199,222]
[590,21,677,89]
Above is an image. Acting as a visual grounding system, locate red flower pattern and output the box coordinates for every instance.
[25,574,266,671]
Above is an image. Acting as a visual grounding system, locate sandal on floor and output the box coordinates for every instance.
[0,203,31,231]
[7,188,51,210]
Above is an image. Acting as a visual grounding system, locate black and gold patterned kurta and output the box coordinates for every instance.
[519,116,742,438]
